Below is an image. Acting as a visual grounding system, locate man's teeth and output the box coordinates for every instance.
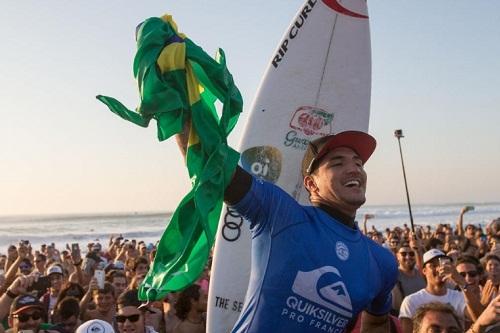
[345,180,360,187]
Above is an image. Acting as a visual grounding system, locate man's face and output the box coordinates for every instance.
[117,306,145,333]
[95,292,115,313]
[49,273,63,292]
[112,277,128,298]
[389,237,400,250]
[486,259,500,283]
[59,315,78,333]
[423,259,445,287]
[19,262,33,275]
[465,225,476,238]
[10,308,43,333]
[34,257,46,272]
[308,147,367,215]
[135,263,149,277]
[416,310,460,333]
[397,247,416,270]
[456,262,480,286]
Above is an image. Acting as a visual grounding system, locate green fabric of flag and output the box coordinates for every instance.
[97,15,242,301]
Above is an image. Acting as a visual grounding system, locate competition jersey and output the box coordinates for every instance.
[230,178,398,333]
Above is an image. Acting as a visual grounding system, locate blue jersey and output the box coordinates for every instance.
[230,178,398,333]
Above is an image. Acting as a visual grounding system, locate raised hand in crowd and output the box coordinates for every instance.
[468,294,500,333]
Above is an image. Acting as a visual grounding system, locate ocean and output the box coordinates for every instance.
[1,203,499,254]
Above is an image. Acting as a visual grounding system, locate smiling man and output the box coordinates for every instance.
[194,130,398,333]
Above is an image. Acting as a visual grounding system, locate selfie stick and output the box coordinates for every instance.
[394,129,415,232]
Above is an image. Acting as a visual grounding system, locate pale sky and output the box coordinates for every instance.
[1,1,499,215]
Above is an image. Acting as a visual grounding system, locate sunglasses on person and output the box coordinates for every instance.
[398,251,415,257]
[458,270,479,278]
[14,311,43,322]
[116,314,141,323]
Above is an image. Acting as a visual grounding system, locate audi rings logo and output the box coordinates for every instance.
[222,207,244,242]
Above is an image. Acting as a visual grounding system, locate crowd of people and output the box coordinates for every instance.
[0,236,208,333]
[0,206,499,333]
[362,206,500,332]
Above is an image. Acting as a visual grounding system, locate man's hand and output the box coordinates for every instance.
[8,273,38,295]
[84,277,99,296]
[461,206,473,215]
[470,294,500,333]
[481,279,498,306]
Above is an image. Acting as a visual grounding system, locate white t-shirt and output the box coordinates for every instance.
[399,288,466,319]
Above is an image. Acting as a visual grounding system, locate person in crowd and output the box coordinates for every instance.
[457,206,476,242]
[392,243,426,316]
[34,254,47,275]
[132,257,149,279]
[481,254,500,306]
[399,249,483,333]
[40,265,65,320]
[411,302,462,333]
[8,294,47,333]
[18,259,33,276]
[116,289,157,333]
[106,270,128,299]
[173,284,206,333]
[52,297,80,333]
[81,281,116,324]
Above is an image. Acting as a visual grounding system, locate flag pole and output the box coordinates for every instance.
[394,129,415,233]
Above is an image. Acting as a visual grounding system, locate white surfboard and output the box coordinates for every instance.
[207,0,371,331]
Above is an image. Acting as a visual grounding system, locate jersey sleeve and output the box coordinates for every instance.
[230,176,306,235]
[365,246,399,316]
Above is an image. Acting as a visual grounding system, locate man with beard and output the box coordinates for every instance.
[399,249,483,333]
[391,244,425,315]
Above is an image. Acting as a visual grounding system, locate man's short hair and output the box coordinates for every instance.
[456,255,480,268]
[133,257,149,272]
[424,238,444,251]
[174,284,201,320]
[55,297,80,320]
[116,289,141,309]
[412,302,462,333]
[106,270,126,282]
[485,254,500,265]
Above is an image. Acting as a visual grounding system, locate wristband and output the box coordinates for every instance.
[6,289,18,298]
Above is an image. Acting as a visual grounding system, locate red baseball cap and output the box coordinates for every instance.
[301,131,376,177]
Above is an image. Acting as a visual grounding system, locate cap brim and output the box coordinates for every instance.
[423,254,450,266]
[316,131,376,165]
[12,305,44,315]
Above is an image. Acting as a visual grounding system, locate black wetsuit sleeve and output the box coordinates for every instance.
[224,166,253,205]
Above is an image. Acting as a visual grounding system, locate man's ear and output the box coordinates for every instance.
[303,175,318,194]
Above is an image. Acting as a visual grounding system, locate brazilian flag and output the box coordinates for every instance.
[97,15,242,300]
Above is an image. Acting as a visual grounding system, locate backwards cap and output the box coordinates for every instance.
[301,130,376,177]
